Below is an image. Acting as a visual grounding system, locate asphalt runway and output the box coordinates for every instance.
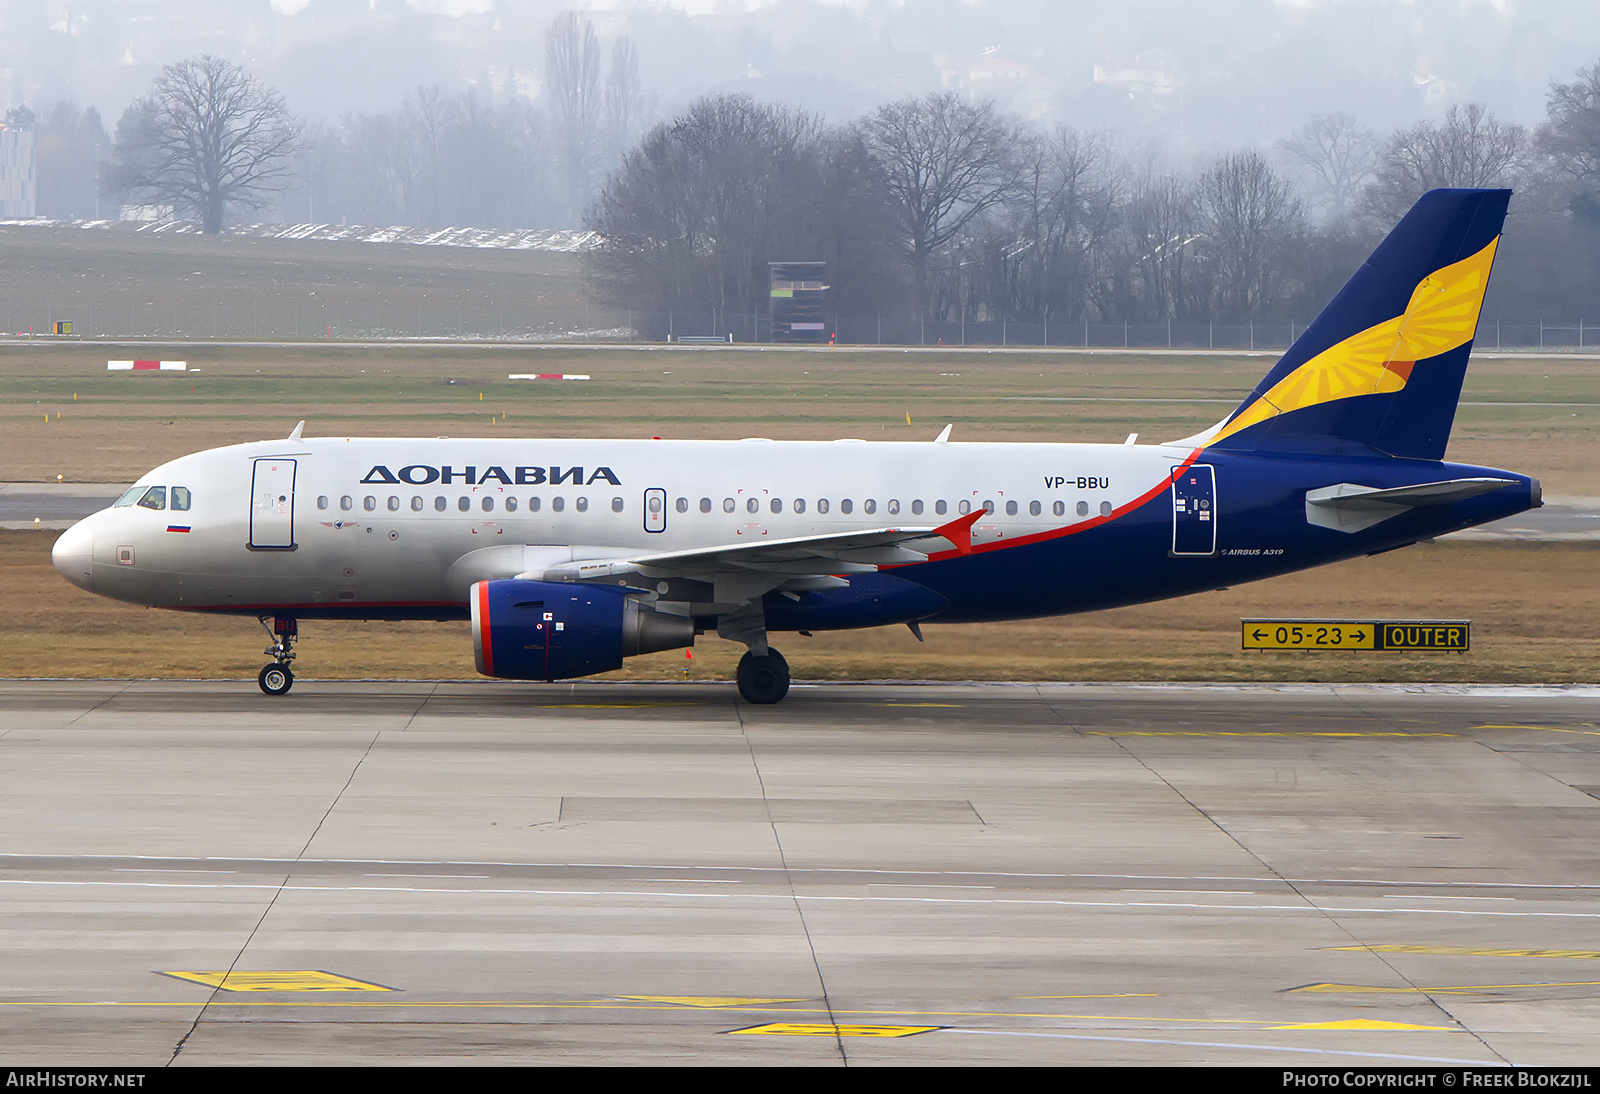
[1,679,1598,1066]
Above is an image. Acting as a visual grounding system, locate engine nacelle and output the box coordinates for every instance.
[469,579,694,681]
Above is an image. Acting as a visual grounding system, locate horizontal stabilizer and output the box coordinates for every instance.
[1305,477,1518,533]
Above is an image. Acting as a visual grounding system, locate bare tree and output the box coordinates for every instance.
[1360,103,1528,226]
[603,37,645,164]
[1540,60,1600,193]
[107,55,299,233]
[588,95,826,320]
[545,12,604,223]
[1194,150,1302,320]
[858,93,1017,316]
[1278,113,1378,222]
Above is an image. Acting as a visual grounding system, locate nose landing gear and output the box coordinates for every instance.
[257,616,297,695]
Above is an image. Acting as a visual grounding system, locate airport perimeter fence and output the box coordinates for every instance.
[2,296,1596,351]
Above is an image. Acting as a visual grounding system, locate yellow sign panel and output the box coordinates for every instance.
[161,970,394,992]
[1242,619,1469,651]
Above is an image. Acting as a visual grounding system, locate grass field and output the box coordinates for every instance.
[5,343,1599,494]
[0,224,604,340]
[2,310,1596,685]
[4,531,1595,684]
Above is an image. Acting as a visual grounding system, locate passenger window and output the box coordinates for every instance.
[747,497,759,514]
[482,497,494,512]
[458,497,470,512]
[770,498,783,514]
[137,486,166,510]
[1100,500,1113,517]
[1076,501,1089,517]
[840,499,853,514]
[911,500,923,516]
[364,496,377,512]
[864,499,876,515]
[411,496,423,512]
[723,498,735,513]
[387,496,399,511]
[700,498,712,513]
[676,497,688,513]
[505,497,517,513]
[887,499,900,515]
[817,499,829,514]
[1005,500,1017,516]
[984,500,996,513]
[959,500,971,515]
[612,497,624,513]
[317,495,329,510]
[552,496,565,512]
[1029,500,1041,516]
[171,487,191,511]
[576,497,588,513]
[529,497,541,512]
[794,498,806,514]
[1053,501,1065,517]
[340,495,353,511]
[435,496,447,512]
[935,500,947,516]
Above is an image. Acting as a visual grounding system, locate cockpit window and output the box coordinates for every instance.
[113,486,144,508]
[136,486,167,511]
[170,487,191,511]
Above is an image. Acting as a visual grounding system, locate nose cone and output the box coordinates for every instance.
[52,520,94,592]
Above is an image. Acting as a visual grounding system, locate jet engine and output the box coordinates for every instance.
[469,579,694,681]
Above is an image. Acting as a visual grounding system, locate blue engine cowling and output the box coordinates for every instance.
[470,579,693,681]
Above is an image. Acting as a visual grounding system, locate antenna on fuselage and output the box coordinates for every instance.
[287,421,305,443]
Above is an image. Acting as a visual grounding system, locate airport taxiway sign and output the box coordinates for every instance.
[1242,619,1470,651]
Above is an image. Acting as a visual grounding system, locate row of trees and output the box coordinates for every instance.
[590,64,1600,325]
[10,40,1597,324]
[12,13,644,231]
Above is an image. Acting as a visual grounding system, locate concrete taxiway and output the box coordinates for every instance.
[1,679,1597,1066]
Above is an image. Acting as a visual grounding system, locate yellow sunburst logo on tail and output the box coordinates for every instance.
[1206,236,1498,447]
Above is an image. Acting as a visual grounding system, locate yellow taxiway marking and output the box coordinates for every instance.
[1271,1020,1454,1031]
[1325,945,1600,960]
[1294,981,1600,995]
[1472,724,1600,736]
[1089,731,1458,738]
[728,1023,939,1037]
[619,996,807,1008]
[159,970,393,992]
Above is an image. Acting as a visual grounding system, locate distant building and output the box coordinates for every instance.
[1093,50,1180,101]
[0,124,36,218]
[769,262,827,344]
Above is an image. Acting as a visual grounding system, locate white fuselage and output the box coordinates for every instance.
[61,435,1192,613]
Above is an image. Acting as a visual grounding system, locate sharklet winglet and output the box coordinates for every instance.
[932,507,986,555]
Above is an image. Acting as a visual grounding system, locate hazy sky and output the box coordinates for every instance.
[2,0,1596,154]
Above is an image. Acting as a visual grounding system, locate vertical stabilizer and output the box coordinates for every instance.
[1183,189,1510,460]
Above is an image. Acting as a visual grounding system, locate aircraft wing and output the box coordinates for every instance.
[545,508,986,584]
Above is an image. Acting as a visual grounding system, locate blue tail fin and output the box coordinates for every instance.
[1190,188,1509,460]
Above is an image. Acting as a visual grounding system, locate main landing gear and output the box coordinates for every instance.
[736,648,790,705]
[257,616,297,696]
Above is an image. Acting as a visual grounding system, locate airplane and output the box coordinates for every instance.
[52,188,1538,704]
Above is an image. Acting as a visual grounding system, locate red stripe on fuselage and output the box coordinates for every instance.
[916,448,1201,563]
